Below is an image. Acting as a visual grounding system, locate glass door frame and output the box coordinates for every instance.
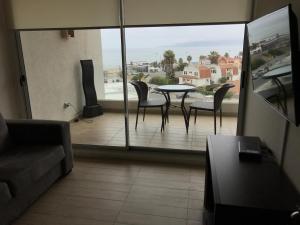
[119,0,130,149]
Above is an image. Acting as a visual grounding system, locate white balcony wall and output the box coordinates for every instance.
[21,30,104,121]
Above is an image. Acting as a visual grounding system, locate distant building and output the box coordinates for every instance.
[104,68,122,83]
[218,56,241,81]
[199,56,210,65]
[182,64,199,77]
[218,56,235,65]
[219,64,239,81]
[207,64,222,83]
[149,66,162,73]
[179,64,211,86]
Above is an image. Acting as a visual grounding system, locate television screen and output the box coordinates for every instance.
[247,5,299,125]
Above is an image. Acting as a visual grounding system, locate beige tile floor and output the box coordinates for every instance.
[71,112,237,151]
[13,158,205,225]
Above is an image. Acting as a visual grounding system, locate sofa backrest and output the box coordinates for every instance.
[0,113,10,153]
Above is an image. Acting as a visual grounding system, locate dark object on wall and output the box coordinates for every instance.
[80,60,103,118]
[247,5,300,126]
[0,113,73,225]
[61,30,75,39]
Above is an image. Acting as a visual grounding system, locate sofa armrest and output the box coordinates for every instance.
[6,119,73,174]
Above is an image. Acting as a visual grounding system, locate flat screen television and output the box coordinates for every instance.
[247,5,300,126]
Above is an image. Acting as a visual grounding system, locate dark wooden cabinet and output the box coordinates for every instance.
[204,135,300,225]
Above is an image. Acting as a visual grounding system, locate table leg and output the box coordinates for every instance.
[181,91,189,133]
[163,92,171,124]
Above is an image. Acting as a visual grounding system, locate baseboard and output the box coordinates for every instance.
[72,144,206,166]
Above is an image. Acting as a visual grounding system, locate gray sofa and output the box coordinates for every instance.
[0,113,73,225]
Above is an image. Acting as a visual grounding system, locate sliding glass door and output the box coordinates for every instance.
[15,0,251,152]
[125,24,245,151]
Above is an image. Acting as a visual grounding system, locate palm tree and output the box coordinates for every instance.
[176,58,187,71]
[199,55,206,60]
[208,51,220,64]
[131,72,149,81]
[187,55,192,64]
[178,58,184,65]
[163,50,176,80]
[224,52,230,58]
[199,55,206,64]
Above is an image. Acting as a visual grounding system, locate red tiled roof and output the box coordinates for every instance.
[218,56,237,65]
[199,65,211,79]
[219,64,239,76]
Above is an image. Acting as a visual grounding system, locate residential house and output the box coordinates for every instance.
[218,56,241,81]
[199,56,211,65]
[179,64,211,86]
[206,64,222,83]
[219,64,239,81]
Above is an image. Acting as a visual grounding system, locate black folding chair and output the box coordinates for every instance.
[188,83,235,134]
[130,81,166,132]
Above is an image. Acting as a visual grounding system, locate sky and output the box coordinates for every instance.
[102,24,245,49]
[100,24,245,68]
[248,7,289,44]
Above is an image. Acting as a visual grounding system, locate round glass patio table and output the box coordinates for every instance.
[154,84,196,133]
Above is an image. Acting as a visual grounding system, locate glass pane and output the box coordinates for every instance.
[125,24,245,151]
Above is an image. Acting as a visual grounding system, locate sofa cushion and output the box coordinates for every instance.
[0,182,12,205]
[0,145,65,196]
[0,114,10,154]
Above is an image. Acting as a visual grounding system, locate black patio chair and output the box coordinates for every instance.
[130,81,166,132]
[188,83,235,134]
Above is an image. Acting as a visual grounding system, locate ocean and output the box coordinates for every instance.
[102,45,243,69]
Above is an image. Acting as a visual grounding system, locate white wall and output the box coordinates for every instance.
[21,30,104,121]
[125,0,253,25]
[243,0,300,191]
[0,0,25,119]
[6,0,252,29]
[7,0,120,29]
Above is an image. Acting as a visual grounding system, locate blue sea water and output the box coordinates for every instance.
[101,24,245,69]
[102,45,243,69]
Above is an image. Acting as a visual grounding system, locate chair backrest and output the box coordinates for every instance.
[80,60,98,106]
[130,81,148,102]
[214,83,235,110]
[0,113,10,154]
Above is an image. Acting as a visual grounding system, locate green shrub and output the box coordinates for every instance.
[251,58,266,70]
[225,91,234,99]
[149,76,179,85]
[219,77,227,84]
[268,49,284,57]
[131,73,149,81]
[149,76,169,85]
[196,86,214,96]
[205,84,220,91]
[168,77,179,84]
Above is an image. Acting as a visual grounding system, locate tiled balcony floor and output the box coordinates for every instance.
[71,112,237,151]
